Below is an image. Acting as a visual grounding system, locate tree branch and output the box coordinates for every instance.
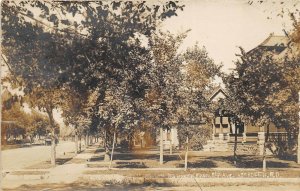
[11,3,88,37]
[1,54,22,85]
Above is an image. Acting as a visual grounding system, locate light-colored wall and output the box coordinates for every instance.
[157,127,179,147]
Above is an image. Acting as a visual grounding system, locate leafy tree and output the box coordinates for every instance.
[61,2,185,162]
[2,0,74,165]
[177,44,220,170]
[25,87,70,165]
[19,110,51,144]
[2,1,184,165]
[2,99,28,141]
[245,0,300,164]
[2,90,50,143]
[62,89,91,153]
[146,31,188,164]
[225,46,299,170]
[65,2,185,164]
[211,97,243,165]
[29,110,50,140]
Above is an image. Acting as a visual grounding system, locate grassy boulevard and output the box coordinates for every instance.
[3,145,300,191]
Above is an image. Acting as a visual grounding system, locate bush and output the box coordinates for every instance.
[177,123,212,150]
[120,139,132,150]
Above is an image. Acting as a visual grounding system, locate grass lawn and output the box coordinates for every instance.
[25,151,77,169]
[9,171,49,175]
[87,147,300,170]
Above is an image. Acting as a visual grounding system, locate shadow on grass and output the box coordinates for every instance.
[112,153,158,160]
[88,154,178,162]
[26,159,74,170]
[88,149,300,169]
[278,154,296,161]
[201,155,296,168]
[89,156,104,162]
[236,159,290,168]
[111,153,180,162]
[94,148,105,153]
[177,160,217,168]
[56,157,74,165]
[116,161,148,168]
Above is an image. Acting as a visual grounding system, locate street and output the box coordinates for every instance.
[2,141,77,171]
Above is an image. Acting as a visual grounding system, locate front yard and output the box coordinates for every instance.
[85,147,300,172]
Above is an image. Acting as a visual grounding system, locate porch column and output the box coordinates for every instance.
[220,117,223,134]
[219,117,224,140]
[218,133,224,141]
[242,124,247,143]
[212,119,215,141]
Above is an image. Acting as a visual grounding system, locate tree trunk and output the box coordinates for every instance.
[104,130,110,161]
[85,133,88,148]
[109,131,116,169]
[297,92,300,164]
[75,127,78,154]
[160,126,164,165]
[233,122,238,165]
[263,123,270,172]
[51,128,56,167]
[46,107,56,167]
[115,133,118,147]
[170,129,173,155]
[170,138,173,155]
[103,131,106,148]
[184,136,189,171]
[298,131,300,164]
[51,130,56,166]
[79,135,82,153]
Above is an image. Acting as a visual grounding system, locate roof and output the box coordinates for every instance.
[247,34,290,55]
[259,35,289,47]
[206,85,228,102]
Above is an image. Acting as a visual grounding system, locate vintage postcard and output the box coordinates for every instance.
[1,0,300,190]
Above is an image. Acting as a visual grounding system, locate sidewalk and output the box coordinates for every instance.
[48,143,102,183]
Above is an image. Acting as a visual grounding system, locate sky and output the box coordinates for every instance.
[161,0,299,73]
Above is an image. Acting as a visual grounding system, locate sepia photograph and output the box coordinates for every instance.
[1,0,300,190]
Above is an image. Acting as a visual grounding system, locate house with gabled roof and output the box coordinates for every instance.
[157,33,296,153]
[208,85,228,103]
[247,33,290,55]
[204,34,295,153]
